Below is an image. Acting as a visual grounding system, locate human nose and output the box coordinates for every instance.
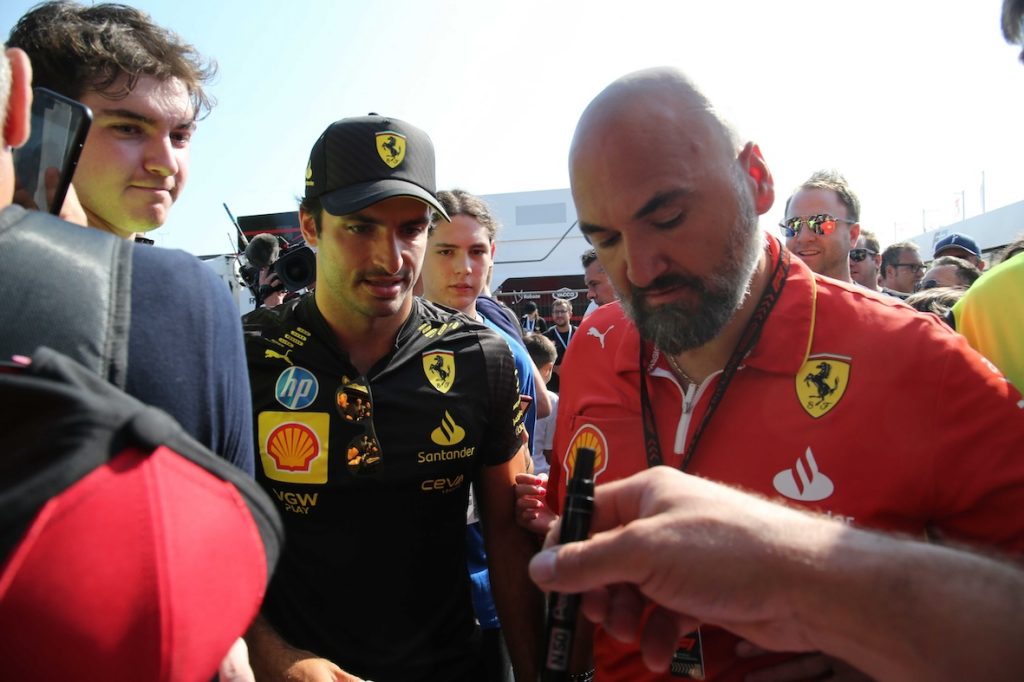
[144,135,180,177]
[374,231,403,274]
[623,237,668,289]
[453,251,472,275]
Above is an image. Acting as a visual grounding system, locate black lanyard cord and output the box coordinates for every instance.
[640,246,790,471]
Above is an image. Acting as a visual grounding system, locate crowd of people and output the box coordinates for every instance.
[2,1,1024,681]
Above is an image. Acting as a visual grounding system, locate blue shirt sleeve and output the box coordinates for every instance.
[127,245,255,475]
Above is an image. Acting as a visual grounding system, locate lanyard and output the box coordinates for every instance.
[553,325,573,349]
[639,246,790,472]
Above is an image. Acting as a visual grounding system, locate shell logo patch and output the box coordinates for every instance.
[796,355,851,419]
[431,410,466,446]
[563,424,610,482]
[423,350,455,393]
[376,131,406,168]
[258,411,329,484]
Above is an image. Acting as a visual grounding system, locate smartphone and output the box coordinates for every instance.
[13,87,92,215]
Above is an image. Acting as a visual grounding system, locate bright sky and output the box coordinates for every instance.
[4,0,1023,256]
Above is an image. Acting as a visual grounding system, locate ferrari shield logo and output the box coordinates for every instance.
[423,350,455,393]
[796,355,851,419]
[376,131,406,168]
[563,424,610,482]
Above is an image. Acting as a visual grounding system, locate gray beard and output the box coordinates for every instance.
[620,188,762,355]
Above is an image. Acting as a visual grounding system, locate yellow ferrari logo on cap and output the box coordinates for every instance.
[305,161,313,186]
[796,355,851,418]
[423,351,455,393]
[376,131,406,168]
[563,424,609,482]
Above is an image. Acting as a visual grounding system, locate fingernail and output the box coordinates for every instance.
[529,549,557,583]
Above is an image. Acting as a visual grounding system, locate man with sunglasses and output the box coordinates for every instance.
[880,241,926,297]
[242,115,542,682]
[781,169,860,282]
[537,67,1024,682]
[849,230,882,291]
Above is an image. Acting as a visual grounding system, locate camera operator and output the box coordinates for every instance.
[242,232,316,308]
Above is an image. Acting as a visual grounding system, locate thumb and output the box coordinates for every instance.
[529,524,644,593]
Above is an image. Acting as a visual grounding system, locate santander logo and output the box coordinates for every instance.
[772,448,834,502]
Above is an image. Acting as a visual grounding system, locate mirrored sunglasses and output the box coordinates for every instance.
[849,247,878,262]
[336,379,383,475]
[780,214,855,238]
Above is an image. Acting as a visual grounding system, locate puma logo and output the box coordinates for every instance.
[587,325,615,349]
[265,348,294,365]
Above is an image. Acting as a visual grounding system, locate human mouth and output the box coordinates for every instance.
[364,275,406,298]
[634,275,701,307]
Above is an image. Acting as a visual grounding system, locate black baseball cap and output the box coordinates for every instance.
[304,114,450,221]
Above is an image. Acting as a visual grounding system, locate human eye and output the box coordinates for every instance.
[110,123,143,136]
[170,130,192,147]
[593,232,620,250]
[651,211,684,230]
[436,248,453,257]
[402,222,429,239]
[346,223,373,235]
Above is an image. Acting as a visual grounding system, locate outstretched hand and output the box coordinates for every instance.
[528,467,832,672]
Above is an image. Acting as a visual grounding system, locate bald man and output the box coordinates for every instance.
[540,67,1024,682]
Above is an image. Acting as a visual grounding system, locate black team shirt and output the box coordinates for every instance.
[243,295,524,682]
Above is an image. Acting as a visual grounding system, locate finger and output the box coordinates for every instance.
[600,582,646,642]
[514,472,547,488]
[579,587,610,624]
[744,652,833,682]
[12,186,40,211]
[639,606,692,673]
[530,523,646,592]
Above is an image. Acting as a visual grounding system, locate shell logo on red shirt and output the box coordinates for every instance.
[563,424,610,482]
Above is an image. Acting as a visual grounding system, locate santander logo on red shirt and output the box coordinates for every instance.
[773,447,834,502]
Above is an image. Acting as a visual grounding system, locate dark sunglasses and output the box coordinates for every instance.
[849,247,878,262]
[780,214,856,238]
[336,378,383,475]
[893,262,927,274]
[914,279,940,292]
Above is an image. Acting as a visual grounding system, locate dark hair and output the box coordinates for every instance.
[8,1,216,118]
[524,332,557,367]
[434,189,500,241]
[929,255,981,287]
[880,241,920,278]
[581,248,598,269]
[904,286,966,319]
[298,195,324,236]
[523,301,538,314]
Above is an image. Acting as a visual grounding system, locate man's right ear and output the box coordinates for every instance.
[3,48,32,149]
[299,209,319,248]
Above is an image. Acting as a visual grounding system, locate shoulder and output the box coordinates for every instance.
[243,295,303,333]
[573,302,631,347]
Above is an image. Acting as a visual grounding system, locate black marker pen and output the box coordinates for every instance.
[542,446,596,682]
